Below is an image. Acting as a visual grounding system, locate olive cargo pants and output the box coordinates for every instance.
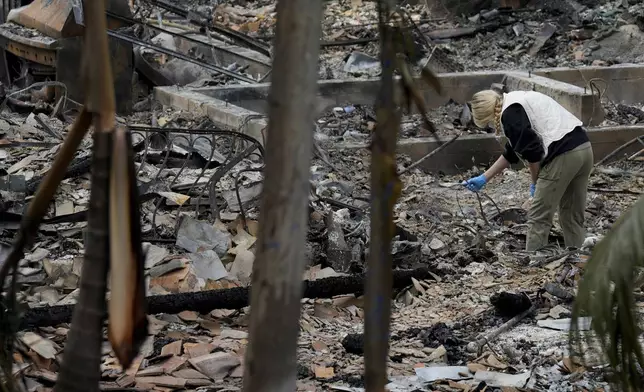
[526,142,593,251]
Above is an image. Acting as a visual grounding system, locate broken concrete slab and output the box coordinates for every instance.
[593,25,644,64]
[176,216,230,257]
[504,72,604,125]
[415,366,470,382]
[189,250,228,281]
[155,86,268,143]
[528,23,557,56]
[188,352,240,379]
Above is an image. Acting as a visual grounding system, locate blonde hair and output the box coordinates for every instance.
[470,90,503,134]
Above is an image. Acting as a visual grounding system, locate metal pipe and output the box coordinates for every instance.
[106,10,272,69]
[107,29,257,83]
[143,0,271,57]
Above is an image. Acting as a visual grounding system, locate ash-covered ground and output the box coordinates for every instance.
[2,0,644,390]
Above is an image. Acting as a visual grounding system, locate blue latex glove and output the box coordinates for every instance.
[530,183,536,198]
[462,174,487,192]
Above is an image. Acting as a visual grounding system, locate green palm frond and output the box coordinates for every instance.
[571,195,644,390]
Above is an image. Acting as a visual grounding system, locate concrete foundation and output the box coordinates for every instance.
[155,65,644,174]
[334,125,644,174]
[504,72,604,125]
[535,64,644,106]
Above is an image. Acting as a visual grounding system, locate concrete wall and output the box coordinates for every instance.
[535,64,644,105]
[194,71,508,116]
[155,86,268,142]
[156,65,644,175]
[190,69,602,123]
[161,26,272,80]
[336,126,644,174]
[504,72,604,126]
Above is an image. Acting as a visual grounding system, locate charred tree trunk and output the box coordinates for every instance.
[53,132,111,392]
[364,0,402,390]
[54,0,148,388]
[241,0,323,390]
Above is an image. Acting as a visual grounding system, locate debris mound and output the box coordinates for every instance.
[490,292,532,318]
[341,333,364,355]
[417,322,458,348]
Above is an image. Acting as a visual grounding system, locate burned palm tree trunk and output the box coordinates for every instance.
[364,0,402,390]
[52,0,116,387]
[53,132,111,392]
[0,0,145,389]
[54,128,147,392]
[54,0,147,390]
[241,0,323,390]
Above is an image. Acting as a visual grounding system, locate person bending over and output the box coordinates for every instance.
[462,89,593,251]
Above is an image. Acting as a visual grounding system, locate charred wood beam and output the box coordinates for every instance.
[19,267,443,330]
[321,37,379,47]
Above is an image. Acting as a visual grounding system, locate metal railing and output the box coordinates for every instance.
[129,126,265,240]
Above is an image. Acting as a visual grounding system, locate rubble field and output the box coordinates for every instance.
[3,104,643,391]
[206,0,644,79]
[2,0,644,390]
[320,98,644,143]
[603,100,644,126]
[317,101,490,141]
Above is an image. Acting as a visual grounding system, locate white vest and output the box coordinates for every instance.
[500,91,583,159]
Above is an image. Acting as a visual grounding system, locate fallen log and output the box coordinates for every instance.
[19,267,444,330]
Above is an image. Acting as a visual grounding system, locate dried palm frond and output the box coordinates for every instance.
[570,195,644,390]
[108,127,148,369]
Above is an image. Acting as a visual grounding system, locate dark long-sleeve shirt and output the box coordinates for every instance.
[501,103,589,167]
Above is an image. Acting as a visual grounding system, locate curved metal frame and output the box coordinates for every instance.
[128,126,265,240]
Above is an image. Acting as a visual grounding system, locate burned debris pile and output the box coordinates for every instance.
[0,0,643,390]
